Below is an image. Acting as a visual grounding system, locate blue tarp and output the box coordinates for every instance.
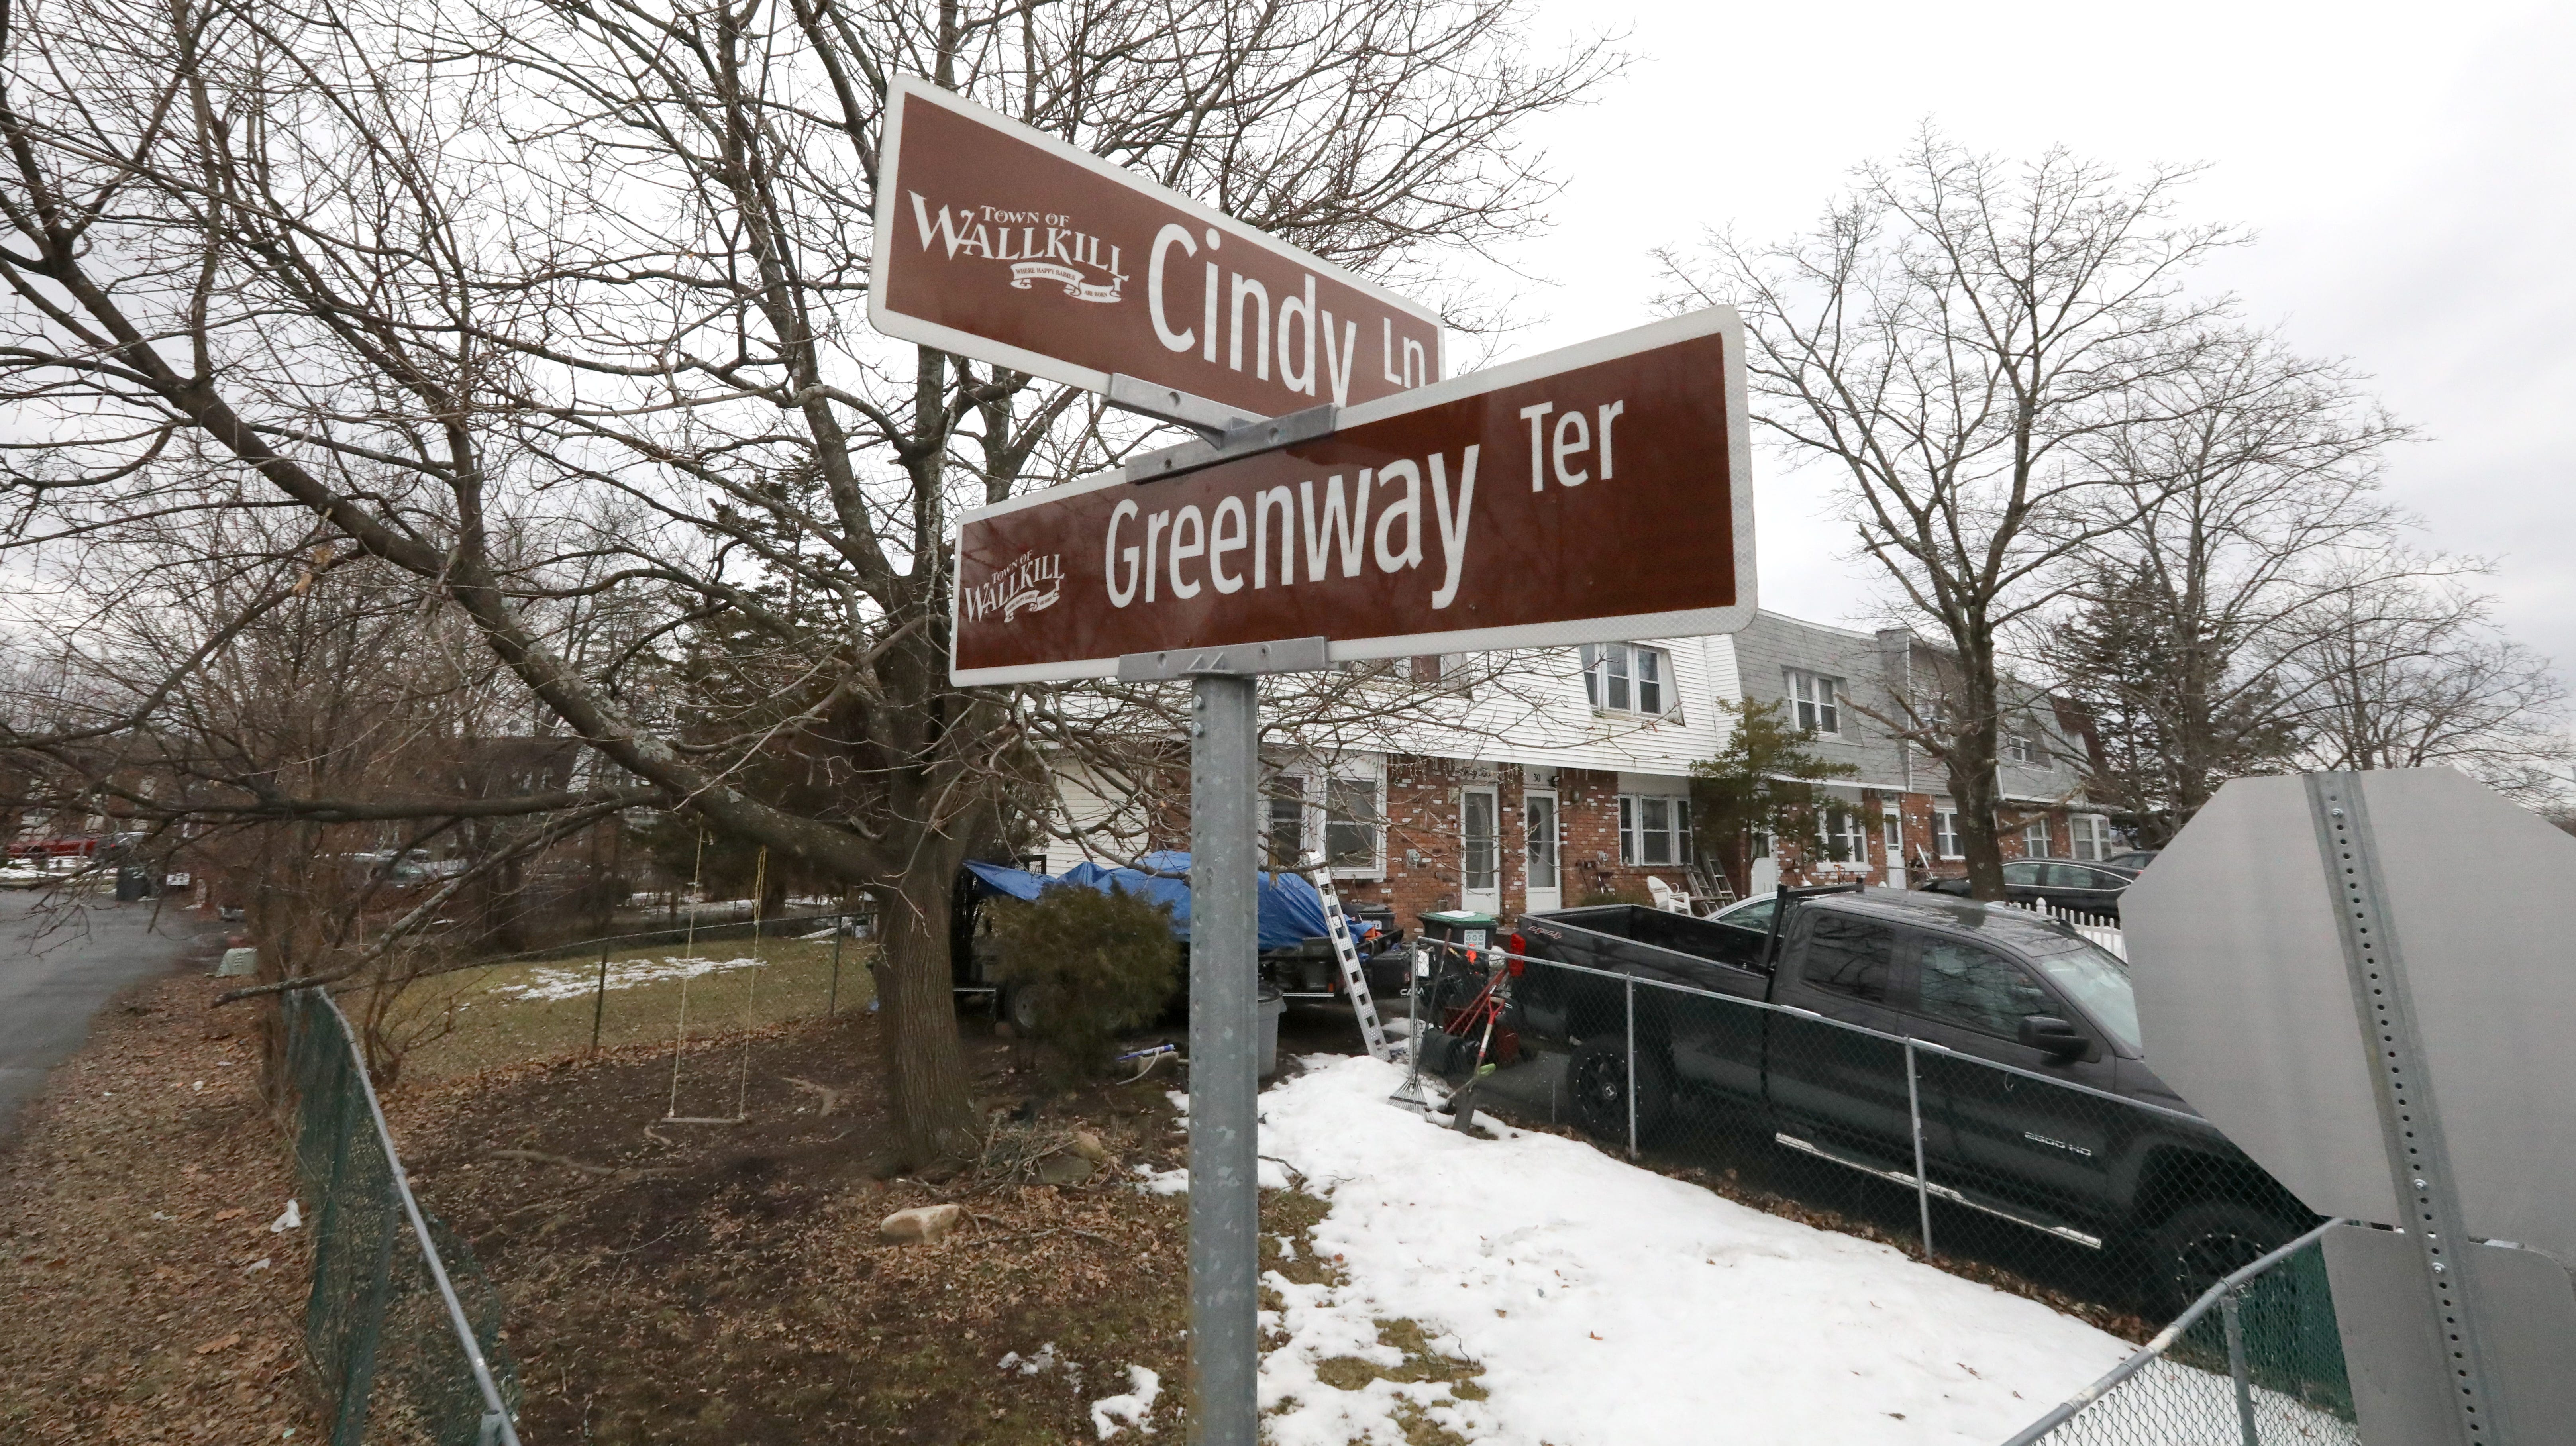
[962,852,1363,950]
[961,859,1047,901]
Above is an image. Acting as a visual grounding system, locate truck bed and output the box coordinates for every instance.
[1517,905,1772,995]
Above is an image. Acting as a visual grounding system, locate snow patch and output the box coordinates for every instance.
[1253,1054,2135,1445]
[1089,1364,1160,1438]
[490,954,767,1002]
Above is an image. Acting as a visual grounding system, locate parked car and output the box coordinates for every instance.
[1914,859,2138,920]
[2101,849,2161,871]
[1510,888,2310,1312]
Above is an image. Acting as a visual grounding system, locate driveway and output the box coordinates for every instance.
[0,892,220,1139]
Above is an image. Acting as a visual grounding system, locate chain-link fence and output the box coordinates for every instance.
[2007,1223,2356,1445]
[1409,925,2359,1443]
[369,911,879,1080]
[282,988,522,1446]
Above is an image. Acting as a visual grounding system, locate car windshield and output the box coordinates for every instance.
[1717,897,1776,932]
[2023,938,2140,1053]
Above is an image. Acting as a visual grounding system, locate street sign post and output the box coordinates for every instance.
[2125,770,2576,1446]
[941,307,1751,1446]
[869,75,1443,431]
[883,80,1754,1446]
[948,308,1755,685]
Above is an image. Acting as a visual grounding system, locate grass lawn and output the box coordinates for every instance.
[360,932,883,1082]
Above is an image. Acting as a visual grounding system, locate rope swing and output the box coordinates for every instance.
[661,832,751,1126]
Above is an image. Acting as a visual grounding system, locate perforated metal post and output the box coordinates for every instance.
[2307,773,2498,1445]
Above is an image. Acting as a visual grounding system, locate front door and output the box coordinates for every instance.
[1522,790,1561,914]
[1882,814,1907,889]
[1460,787,1501,915]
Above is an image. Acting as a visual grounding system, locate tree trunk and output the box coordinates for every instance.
[873,859,980,1167]
[1946,658,2011,901]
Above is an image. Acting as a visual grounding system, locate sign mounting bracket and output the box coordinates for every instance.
[1116,636,1330,682]
[1122,402,1339,482]
[1102,374,1263,446]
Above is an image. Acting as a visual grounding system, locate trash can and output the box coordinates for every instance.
[1257,985,1285,1079]
[1416,909,1501,959]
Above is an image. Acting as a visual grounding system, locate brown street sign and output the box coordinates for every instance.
[869,75,1443,419]
[950,309,1754,685]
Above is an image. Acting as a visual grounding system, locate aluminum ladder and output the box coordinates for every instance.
[1305,853,1394,1061]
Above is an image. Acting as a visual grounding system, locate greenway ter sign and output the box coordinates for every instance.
[950,310,1755,684]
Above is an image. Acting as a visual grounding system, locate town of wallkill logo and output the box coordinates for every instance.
[963,551,1064,626]
[910,196,1126,304]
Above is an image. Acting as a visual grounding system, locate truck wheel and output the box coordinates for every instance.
[1566,1036,1671,1146]
[2142,1200,2301,1318]
[1000,982,1043,1036]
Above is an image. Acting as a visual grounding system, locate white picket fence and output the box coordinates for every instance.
[2004,897,2127,959]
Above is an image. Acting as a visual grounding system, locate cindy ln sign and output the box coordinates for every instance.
[870,75,1443,420]
[950,309,1755,685]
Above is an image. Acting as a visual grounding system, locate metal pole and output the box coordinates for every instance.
[1624,976,1638,1159]
[828,916,844,1018]
[1905,1040,1933,1259]
[1187,672,1259,1446]
[2222,1288,2259,1446]
[590,944,610,1054]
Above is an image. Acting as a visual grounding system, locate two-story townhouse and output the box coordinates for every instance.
[1728,613,2116,896]
[1035,612,2120,927]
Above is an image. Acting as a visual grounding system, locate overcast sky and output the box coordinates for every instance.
[1460,0,2576,680]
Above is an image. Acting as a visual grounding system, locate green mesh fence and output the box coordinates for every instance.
[2009,1228,2357,1445]
[282,989,522,1446]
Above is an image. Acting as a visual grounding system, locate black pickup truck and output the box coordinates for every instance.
[1511,887,2309,1311]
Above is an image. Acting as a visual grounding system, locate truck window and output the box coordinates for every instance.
[1915,938,2053,1036]
[1798,914,1896,1002]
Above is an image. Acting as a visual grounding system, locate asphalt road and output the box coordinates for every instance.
[0,892,218,1138]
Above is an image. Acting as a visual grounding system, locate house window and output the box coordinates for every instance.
[1618,795,1693,867]
[1265,774,1307,869]
[1581,644,1670,716]
[1934,809,1962,860]
[1324,777,1382,875]
[2003,714,2043,765]
[2022,818,2055,859]
[2070,814,2110,863]
[1785,669,1842,736]
[1822,805,1869,865]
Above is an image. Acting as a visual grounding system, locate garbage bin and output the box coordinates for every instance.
[1416,909,1501,959]
[1257,985,1285,1079]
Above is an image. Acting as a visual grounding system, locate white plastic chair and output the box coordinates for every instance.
[1645,876,1694,914]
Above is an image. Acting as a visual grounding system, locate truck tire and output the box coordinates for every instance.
[1566,1036,1671,1147]
[2142,1200,2303,1318]
[1000,981,1043,1036]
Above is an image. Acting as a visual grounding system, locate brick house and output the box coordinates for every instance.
[1039,611,2116,926]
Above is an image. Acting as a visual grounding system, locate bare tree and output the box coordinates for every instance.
[2044,330,2414,842]
[2272,560,2570,799]
[1657,133,2239,897]
[0,0,1613,1160]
